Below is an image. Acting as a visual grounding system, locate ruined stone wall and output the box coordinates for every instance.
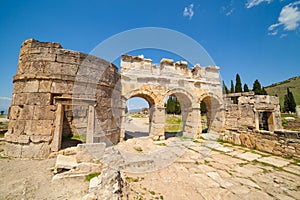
[5,39,120,158]
[120,55,225,139]
[221,93,300,159]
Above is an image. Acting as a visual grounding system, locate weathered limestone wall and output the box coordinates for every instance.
[5,39,120,158]
[120,55,225,139]
[221,93,300,159]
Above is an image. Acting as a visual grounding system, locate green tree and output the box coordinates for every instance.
[174,97,181,114]
[243,83,249,92]
[261,87,268,95]
[252,79,262,95]
[166,96,181,114]
[230,80,234,93]
[283,88,296,112]
[200,101,207,114]
[235,74,243,93]
[222,81,229,94]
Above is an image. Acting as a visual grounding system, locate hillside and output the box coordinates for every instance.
[265,76,300,107]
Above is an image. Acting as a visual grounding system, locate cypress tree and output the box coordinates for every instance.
[200,101,207,114]
[243,83,249,92]
[289,89,296,112]
[222,81,229,94]
[284,88,296,113]
[174,97,181,114]
[261,87,268,95]
[283,94,289,113]
[230,80,235,93]
[253,79,262,95]
[235,74,243,93]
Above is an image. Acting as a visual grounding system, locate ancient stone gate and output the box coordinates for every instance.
[120,55,225,140]
[6,39,294,159]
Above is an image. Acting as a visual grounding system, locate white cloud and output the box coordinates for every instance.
[226,8,235,16]
[246,0,272,8]
[183,4,194,20]
[0,97,11,101]
[221,0,235,16]
[268,1,300,36]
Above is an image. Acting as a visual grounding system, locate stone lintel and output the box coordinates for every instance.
[54,97,96,106]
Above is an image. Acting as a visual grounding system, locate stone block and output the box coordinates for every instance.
[25,93,51,105]
[30,135,52,143]
[51,80,73,94]
[4,143,22,158]
[29,120,53,136]
[33,106,55,120]
[61,63,78,76]
[9,106,21,120]
[21,142,51,158]
[38,80,52,92]
[43,62,61,74]
[19,105,35,120]
[13,120,26,135]
[11,93,27,106]
[13,81,26,93]
[56,52,79,65]
[255,139,275,153]
[55,154,78,170]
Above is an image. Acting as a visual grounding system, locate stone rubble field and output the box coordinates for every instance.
[1,134,300,200]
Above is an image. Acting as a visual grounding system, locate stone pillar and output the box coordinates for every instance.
[254,111,259,131]
[183,107,200,138]
[50,103,64,151]
[150,106,165,137]
[119,98,127,141]
[86,105,95,143]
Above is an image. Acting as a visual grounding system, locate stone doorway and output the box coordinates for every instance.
[125,97,150,139]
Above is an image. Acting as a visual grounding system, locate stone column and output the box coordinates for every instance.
[183,107,200,138]
[86,105,95,143]
[119,98,127,141]
[254,110,259,131]
[50,103,64,151]
[150,106,165,138]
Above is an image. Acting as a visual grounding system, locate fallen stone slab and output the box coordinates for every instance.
[257,156,290,168]
[55,154,78,171]
[236,152,261,161]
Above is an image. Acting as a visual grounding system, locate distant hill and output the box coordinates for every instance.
[265,76,300,107]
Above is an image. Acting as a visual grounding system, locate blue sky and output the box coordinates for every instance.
[0,0,300,112]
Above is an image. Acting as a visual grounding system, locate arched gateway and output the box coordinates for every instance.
[4,39,225,158]
[120,55,225,140]
[5,39,285,159]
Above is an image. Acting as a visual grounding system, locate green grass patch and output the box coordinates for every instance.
[125,176,139,183]
[134,146,143,152]
[85,172,100,181]
[130,113,148,118]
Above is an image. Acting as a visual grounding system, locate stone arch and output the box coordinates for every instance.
[164,88,200,138]
[199,92,224,133]
[121,88,165,140]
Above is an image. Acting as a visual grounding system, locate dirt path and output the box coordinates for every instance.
[0,157,88,200]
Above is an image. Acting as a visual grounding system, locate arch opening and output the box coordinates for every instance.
[124,96,151,140]
[164,91,196,139]
[200,95,222,133]
[164,95,183,139]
